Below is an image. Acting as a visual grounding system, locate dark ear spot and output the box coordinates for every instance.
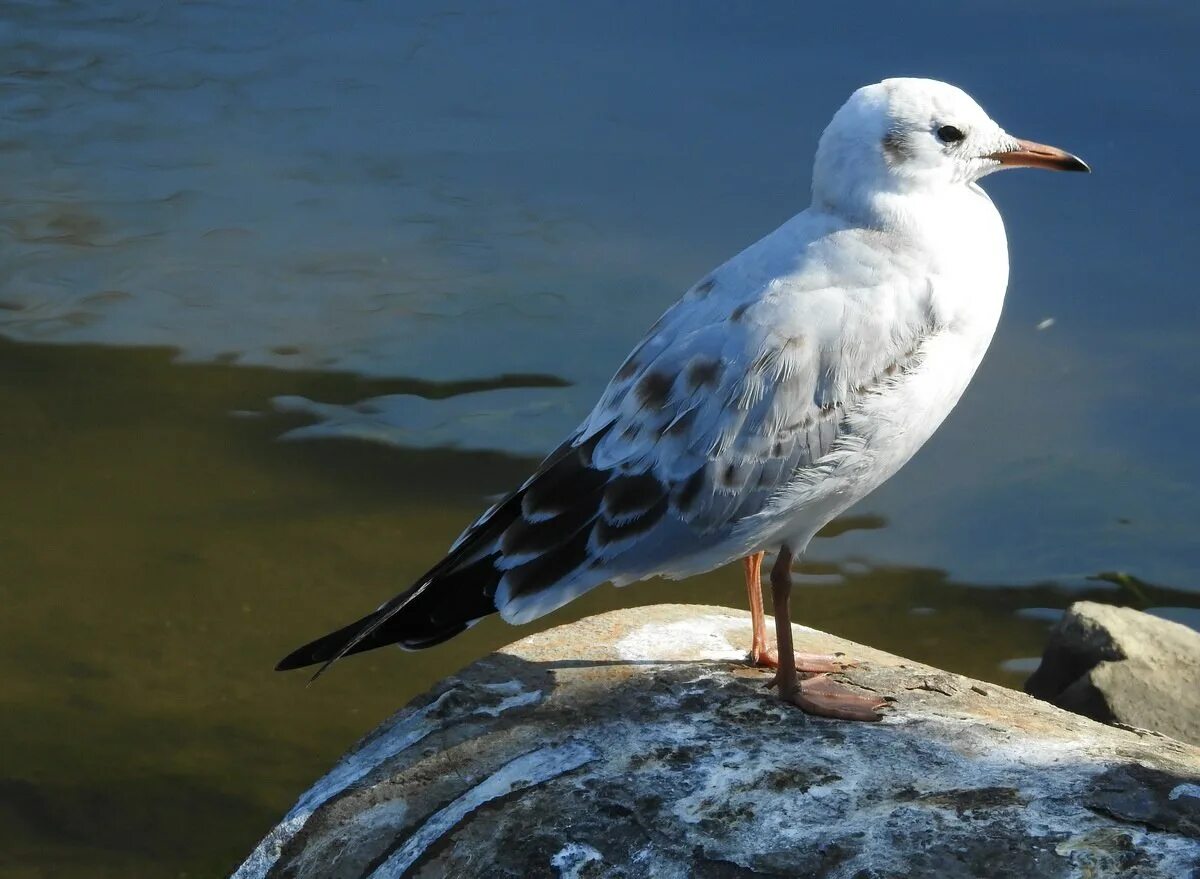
[730,303,750,322]
[635,371,674,410]
[882,130,909,163]
[693,277,716,297]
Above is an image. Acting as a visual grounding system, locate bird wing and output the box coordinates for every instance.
[489,233,940,622]
[277,222,940,672]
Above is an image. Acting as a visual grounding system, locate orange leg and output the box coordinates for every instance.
[743,552,770,665]
[742,552,854,674]
[768,546,885,722]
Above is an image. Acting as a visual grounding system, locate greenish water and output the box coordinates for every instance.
[2,338,1197,877]
[1,2,1199,877]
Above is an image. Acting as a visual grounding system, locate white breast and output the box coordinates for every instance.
[767,187,1009,551]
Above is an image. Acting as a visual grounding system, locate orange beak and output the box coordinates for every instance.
[988,138,1090,172]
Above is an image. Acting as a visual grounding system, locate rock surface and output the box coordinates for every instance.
[236,605,1200,879]
[1026,601,1200,747]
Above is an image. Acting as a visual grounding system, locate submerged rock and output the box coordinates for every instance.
[236,605,1200,879]
[1025,601,1200,747]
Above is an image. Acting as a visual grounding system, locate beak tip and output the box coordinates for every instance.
[991,138,1091,173]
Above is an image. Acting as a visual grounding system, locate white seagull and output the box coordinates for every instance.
[278,78,1088,721]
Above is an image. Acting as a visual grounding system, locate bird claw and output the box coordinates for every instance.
[782,673,887,722]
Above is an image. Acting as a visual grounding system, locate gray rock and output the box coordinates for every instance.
[236,605,1200,879]
[1026,601,1200,747]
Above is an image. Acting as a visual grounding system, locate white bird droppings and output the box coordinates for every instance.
[615,614,748,662]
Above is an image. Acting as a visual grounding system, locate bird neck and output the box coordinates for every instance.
[816,182,1003,256]
[808,183,1009,337]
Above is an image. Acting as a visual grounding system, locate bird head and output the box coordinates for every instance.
[812,78,1088,215]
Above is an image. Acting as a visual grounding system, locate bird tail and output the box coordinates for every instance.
[275,550,503,678]
[276,432,598,679]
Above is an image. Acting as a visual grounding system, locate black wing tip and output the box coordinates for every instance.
[274,638,336,672]
[273,615,375,673]
[273,527,507,676]
[275,650,316,672]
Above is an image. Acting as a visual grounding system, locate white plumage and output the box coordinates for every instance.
[279,78,1087,715]
[493,78,1018,623]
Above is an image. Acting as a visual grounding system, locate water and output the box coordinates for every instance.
[1,2,1198,876]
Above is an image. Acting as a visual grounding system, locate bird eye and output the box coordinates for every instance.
[937,125,965,144]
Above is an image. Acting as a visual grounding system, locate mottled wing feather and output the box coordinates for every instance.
[278,221,945,671]
[478,266,934,622]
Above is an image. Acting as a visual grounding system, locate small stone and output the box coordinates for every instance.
[1025,601,1200,746]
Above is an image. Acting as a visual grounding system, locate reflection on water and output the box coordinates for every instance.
[1,1,1199,877]
[2,0,1199,588]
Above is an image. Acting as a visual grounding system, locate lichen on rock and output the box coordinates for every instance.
[236,605,1200,879]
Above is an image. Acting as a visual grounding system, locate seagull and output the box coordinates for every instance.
[277,78,1088,721]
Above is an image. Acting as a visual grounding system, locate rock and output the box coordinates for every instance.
[235,605,1200,879]
[1025,601,1200,747]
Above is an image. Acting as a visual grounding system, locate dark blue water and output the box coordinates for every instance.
[1,2,1197,875]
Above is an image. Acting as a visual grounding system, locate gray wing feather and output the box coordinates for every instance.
[483,245,937,622]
